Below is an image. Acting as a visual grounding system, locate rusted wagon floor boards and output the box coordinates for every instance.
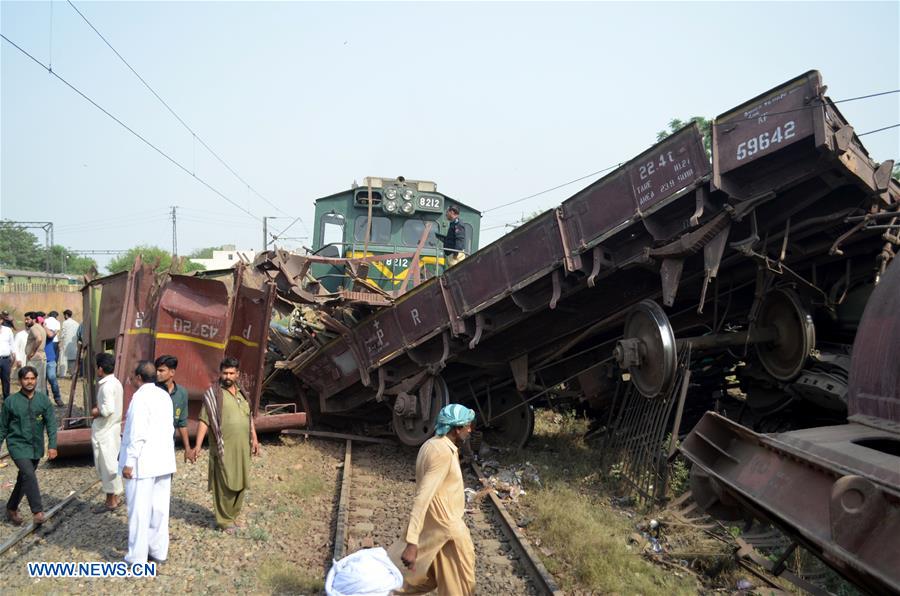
[337,441,540,595]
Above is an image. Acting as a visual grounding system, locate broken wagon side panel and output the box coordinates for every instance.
[154,275,231,401]
[116,260,160,405]
[226,277,276,415]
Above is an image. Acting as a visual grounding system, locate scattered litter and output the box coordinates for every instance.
[464,487,477,507]
[736,578,754,591]
[477,461,542,502]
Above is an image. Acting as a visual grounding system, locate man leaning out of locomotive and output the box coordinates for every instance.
[436,205,467,267]
[1,366,58,526]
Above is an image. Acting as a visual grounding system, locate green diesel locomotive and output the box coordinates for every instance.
[310,176,481,292]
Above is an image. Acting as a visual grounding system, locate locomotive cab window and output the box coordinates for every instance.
[463,223,473,253]
[353,216,392,244]
[318,212,345,257]
[401,220,439,247]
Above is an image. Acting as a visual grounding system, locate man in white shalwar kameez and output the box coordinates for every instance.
[119,361,176,565]
[91,353,123,512]
[58,310,80,378]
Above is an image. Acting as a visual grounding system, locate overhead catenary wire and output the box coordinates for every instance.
[858,123,900,137]
[483,89,899,217]
[482,162,623,214]
[55,215,171,233]
[271,216,304,244]
[65,0,303,234]
[711,89,900,125]
[1,33,261,222]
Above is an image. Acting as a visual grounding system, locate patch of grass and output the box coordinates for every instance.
[503,409,708,593]
[248,525,270,542]
[286,473,325,499]
[529,486,697,594]
[258,559,323,595]
[669,455,690,496]
[512,409,596,488]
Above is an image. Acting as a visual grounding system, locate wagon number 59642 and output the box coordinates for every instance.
[736,121,795,161]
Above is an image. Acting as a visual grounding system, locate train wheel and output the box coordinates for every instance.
[392,375,450,446]
[618,300,678,398]
[480,390,535,450]
[755,289,815,382]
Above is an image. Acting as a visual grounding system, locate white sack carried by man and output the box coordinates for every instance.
[325,547,403,596]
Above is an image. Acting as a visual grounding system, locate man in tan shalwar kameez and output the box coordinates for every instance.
[398,404,476,596]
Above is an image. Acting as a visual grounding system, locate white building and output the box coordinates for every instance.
[189,245,257,271]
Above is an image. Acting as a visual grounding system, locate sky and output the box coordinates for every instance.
[2,1,898,271]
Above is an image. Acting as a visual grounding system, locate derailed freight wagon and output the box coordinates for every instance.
[54,259,305,455]
[279,71,897,456]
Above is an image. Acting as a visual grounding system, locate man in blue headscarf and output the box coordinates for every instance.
[398,403,476,595]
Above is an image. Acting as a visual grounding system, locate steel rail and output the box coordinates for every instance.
[327,438,562,594]
[471,461,563,596]
[0,478,101,556]
[331,439,352,563]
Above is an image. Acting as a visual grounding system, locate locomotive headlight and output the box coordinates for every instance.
[401,201,415,214]
[385,187,398,200]
[403,188,415,201]
[384,199,398,213]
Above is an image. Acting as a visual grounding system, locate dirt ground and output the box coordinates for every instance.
[1,432,343,594]
[1,375,787,595]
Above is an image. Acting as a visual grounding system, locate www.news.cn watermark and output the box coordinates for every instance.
[27,561,157,578]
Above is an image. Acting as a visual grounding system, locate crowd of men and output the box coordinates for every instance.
[0,309,81,407]
[0,353,259,566]
[3,307,476,593]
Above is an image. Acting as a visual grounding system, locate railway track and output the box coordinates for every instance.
[330,437,560,595]
[0,475,101,558]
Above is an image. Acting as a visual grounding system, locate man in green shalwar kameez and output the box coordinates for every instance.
[193,357,259,533]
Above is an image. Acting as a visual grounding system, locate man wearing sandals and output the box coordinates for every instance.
[119,361,176,565]
[193,357,259,533]
[91,352,124,512]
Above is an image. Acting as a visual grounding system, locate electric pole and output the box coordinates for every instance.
[263,216,280,252]
[170,206,178,256]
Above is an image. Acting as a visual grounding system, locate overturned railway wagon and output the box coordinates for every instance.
[55,260,305,455]
[282,71,897,454]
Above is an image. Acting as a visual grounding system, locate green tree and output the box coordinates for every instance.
[1,221,102,275]
[45,245,98,275]
[657,116,712,156]
[107,245,206,274]
[187,245,227,259]
[0,220,45,269]
[892,162,899,182]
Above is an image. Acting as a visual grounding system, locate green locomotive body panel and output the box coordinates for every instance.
[310,176,481,291]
